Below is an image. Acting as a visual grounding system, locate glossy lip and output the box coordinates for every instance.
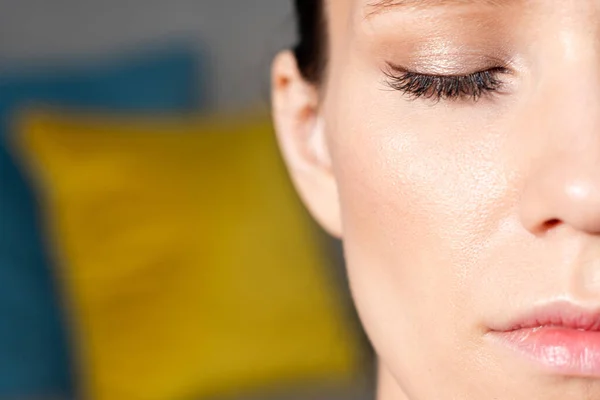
[486,301,600,377]
[494,301,600,332]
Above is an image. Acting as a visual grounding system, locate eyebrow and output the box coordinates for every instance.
[366,0,508,16]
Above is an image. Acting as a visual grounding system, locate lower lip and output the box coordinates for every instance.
[490,327,600,376]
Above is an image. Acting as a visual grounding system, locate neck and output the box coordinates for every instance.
[376,360,410,400]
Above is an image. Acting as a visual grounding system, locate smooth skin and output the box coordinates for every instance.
[273,1,600,399]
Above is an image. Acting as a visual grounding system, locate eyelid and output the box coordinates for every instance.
[382,60,508,102]
[385,61,511,78]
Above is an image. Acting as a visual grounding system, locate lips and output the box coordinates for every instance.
[487,302,600,377]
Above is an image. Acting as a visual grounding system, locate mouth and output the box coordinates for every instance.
[487,301,600,377]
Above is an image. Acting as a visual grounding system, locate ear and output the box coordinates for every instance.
[271,51,342,238]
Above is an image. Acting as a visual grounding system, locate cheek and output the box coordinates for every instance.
[324,84,517,393]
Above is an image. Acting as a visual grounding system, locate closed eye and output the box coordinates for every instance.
[383,62,508,102]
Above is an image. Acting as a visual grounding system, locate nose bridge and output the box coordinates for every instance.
[519,30,600,235]
[549,26,600,136]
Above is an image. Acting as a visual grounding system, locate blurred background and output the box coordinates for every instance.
[0,1,375,399]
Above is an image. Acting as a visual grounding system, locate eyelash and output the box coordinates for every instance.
[383,63,508,102]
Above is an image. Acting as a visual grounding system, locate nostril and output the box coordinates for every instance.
[542,219,561,230]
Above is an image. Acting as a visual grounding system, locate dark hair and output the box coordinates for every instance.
[293,0,325,83]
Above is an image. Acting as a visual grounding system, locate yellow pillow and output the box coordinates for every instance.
[15,111,360,400]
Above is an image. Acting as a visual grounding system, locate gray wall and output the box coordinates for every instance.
[0,0,296,110]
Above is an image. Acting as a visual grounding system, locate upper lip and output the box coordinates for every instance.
[493,301,600,333]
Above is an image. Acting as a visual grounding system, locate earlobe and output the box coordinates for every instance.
[271,51,342,238]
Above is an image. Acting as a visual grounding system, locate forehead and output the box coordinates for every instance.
[327,0,512,20]
[326,0,519,41]
[365,0,506,12]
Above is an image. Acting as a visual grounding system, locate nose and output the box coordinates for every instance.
[519,64,600,236]
[521,160,600,235]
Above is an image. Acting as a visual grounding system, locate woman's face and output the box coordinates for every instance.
[273,1,600,399]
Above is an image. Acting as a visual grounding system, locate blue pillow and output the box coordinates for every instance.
[0,45,201,398]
